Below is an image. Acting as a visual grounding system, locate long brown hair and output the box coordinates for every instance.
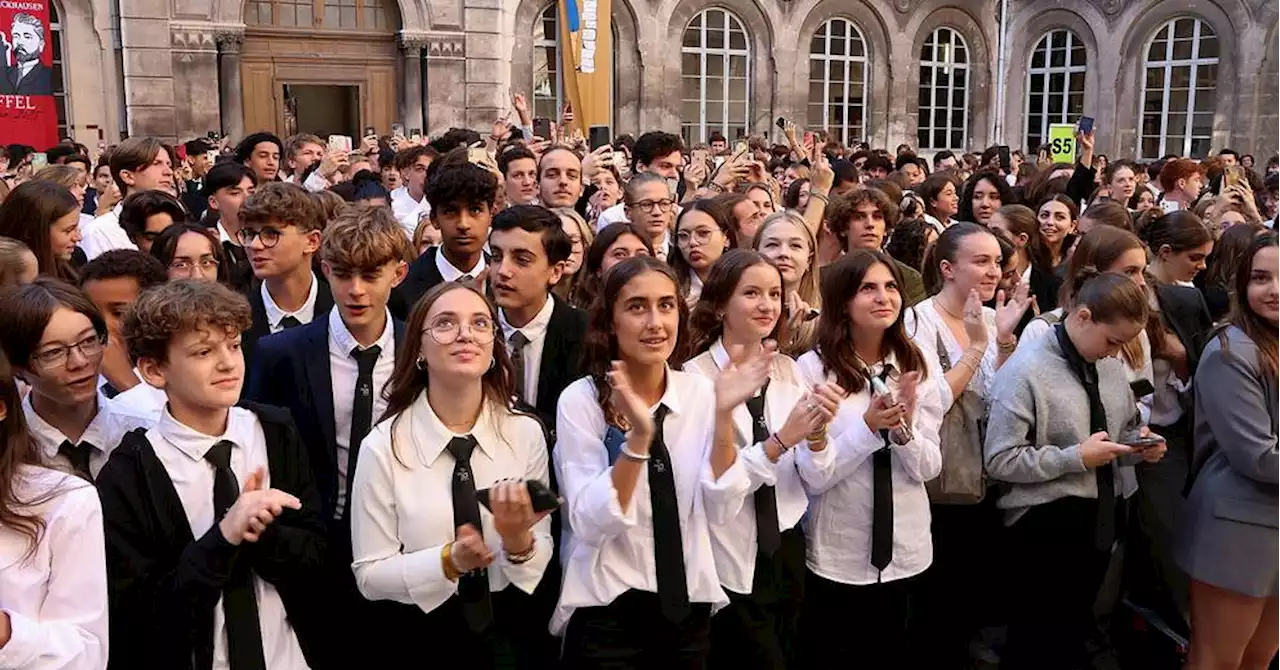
[688,249,786,355]
[581,256,689,427]
[816,250,927,394]
[1225,232,1279,378]
[0,348,52,564]
[0,181,79,282]
[378,282,515,465]
[572,222,655,310]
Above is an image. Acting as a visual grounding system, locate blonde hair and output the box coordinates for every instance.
[33,164,86,190]
[552,207,594,303]
[321,205,412,269]
[752,210,821,356]
[0,236,34,288]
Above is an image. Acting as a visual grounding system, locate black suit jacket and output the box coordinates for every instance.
[182,180,207,220]
[527,294,588,431]
[1155,283,1213,375]
[96,401,336,670]
[389,246,490,320]
[241,275,335,371]
[245,315,406,522]
[1,62,52,95]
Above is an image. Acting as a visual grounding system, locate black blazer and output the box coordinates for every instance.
[527,294,588,431]
[389,246,490,320]
[241,275,335,370]
[182,180,207,221]
[96,401,335,670]
[1,62,53,95]
[1155,282,1214,376]
[245,315,407,522]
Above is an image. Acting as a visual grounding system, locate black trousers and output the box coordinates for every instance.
[1001,496,1114,670]
[364,585,545,668]
[797,569,921,670]
[914,491,1008,669]
[1124,420,1191,635]
[708,526,806,670]
[562,590,712,670]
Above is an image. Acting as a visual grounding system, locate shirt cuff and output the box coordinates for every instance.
[739,442,780,490]
[0,610,38,667]
[302,171,330,193]
[402,544,454,606]
[577,470,639,539]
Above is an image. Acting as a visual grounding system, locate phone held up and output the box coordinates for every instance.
[476,479,563,514]
[1078,116,1095,135]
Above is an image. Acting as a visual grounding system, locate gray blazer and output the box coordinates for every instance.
[1175,326,1279,598]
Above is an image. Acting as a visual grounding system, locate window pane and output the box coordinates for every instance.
[729,30,746,50]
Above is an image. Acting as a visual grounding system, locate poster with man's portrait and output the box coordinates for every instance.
[0,0,57,148]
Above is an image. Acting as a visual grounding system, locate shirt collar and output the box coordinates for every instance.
[434,248,486,283]
[157,405,256,463]
[651,367,686,418]
[393,186,427,207]
[1020,263,1033,287]
[260,272,319,330]
[499,295,555,343]
[329,306,395,355]
[710,338,732,371]
[24,390,114,459]
[406,391,502,465]
[216,221,234,244]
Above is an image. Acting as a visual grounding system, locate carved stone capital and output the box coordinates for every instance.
[214,27,246,53]
[399,31,431,54]
[422,33,466,60]
[171,23,220,52]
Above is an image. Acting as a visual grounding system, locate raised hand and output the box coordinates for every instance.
[993,282,1033,345]
[512,92,532,124]
[217,467,302,545]
[608,360,654,439]
[714,343,775,412]
[962,288,990,349]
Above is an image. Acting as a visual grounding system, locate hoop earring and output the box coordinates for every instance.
[415,357,427,371]
[489,356,496,371]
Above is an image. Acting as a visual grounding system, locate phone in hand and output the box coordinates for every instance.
[532,117,552,140]
[409,128,422,143]
[391,122,405,138]
[29,153,47,170]
[998,145,1011,171]
[476,479,562,514]
[327,135,352,153]
[364,126,377,138]
[1078,116,1095,135]
[775,116,787,130]
[589,125,612,151]
[734,140,749,156]
[1224,165,1245,189]
[1124,436,1164,450]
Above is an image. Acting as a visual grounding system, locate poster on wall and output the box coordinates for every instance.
[0,0,57,149]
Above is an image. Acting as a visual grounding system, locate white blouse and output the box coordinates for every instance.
[0,465,107,669]
[794,351,944,585]
[904,298,998,408]
[350,394,553,614]
[552,369,749,633]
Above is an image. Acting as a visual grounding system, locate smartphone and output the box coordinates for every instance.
[409,128,422,142]
[1225,165,1245,188]
[29,153,47,170]
[207,130,219,140]
[206,150,218,165]
[1078,116,1095,135]
[734,140,749,156]
[775,116,787,130]
[363,126,376,138]
[476,480,562,514]
[532,117,552,140]
[1124,436,1165,450]
[588,125,611,151]
[327,135,352,153]
[803,307,821,322]
[391,122,405,138]
[998,145,1011,171]
[1160,199,1181,214]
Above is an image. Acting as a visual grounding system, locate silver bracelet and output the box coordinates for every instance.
[620,445,651,461]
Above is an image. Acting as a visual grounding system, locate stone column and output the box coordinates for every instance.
[216,31,245,141]
[170,24,221,142]
[423,34,467,134]
[119,0,175,138]
[399,33,427,132]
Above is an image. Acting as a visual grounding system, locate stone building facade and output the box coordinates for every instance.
[50,0,1279,159]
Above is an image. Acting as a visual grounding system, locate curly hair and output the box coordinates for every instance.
[77,249,168,289]
[424,147,499,212]
[238,181,322,232]
[825,187,899,249]
[123,279,252,364]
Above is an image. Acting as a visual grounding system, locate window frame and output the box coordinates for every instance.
[532,4,562,122]
[244,0,394,31]
[916,26,970,152]
[1139,17,1219,159]
[1024,29,1087,153]
[50,2,69,141]
[807,17,870,146]
[680,7,752,145]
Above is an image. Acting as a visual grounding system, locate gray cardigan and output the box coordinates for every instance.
[1174,326,1279,598]
[984,328,1142,525]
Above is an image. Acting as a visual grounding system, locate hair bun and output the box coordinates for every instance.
[1073,264,1102,284]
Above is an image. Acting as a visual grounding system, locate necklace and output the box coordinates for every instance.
[935,296,965,321]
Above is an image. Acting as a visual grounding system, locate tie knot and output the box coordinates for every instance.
[509,330,529,350]
[446,435,478,462]
[653,403,671,424]
[279,315,303,330]
[351,344,382,370]
[204,440,235,470]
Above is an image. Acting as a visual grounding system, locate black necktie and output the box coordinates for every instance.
[648,405,691,622]
[744,381,781,557]
[508,331,529,403]
[445,435,493,633]
[58,440,94,481]
[223,241,248,265]
[204,441,267,670]
[279,315,302,330]
[870,367,894,573]
[344,345,381,520]
[1054,325,1117,551]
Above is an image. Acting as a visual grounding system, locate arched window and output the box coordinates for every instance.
[1140,17,1218,159]
[680,8,750,145]
[917,27,969,151]
[50,3,69,140]
[245,0,394,30]
[532,5,561,121]
[1025,29,1086,152]
[808,18,869,145]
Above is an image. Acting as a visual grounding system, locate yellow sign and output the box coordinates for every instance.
[1048,124,1076,165]
[557,0,612,133]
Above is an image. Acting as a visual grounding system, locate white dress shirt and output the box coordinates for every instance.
[23,390,152,480]
[80,204,133,260]
[148,407,310,670]
[328,307,396,517]
[499,296,555,406]
[684,340,811,594]
[552,369,749,633]
[794,351,944,585]
[391,186,431,239]
[0,465,107,669]
[904,298,998,409]
[261,272,320,334]
[434,248,487,284]
[685,271,704,307]
[594,203,628,231]
[350,394,553,614]
[110,380,167,424]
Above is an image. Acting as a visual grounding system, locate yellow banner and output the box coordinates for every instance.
[557,0,612,133]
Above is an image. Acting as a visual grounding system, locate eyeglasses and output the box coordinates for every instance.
[676,227,720,246]
[424,315,497,345]
[629,199,675,213]
[31,333,106,369]
[236,226,286,248]
[170,256,220,273]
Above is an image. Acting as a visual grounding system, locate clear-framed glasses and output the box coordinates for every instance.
[424,315,497,345]
[170,256,220,273]
[236,226,285,249]
[629,199,675,213]
[31,333,107,369]
[676,227,719,246]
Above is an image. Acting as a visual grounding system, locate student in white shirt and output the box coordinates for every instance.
[792,250,943,669]
[0,348,108,670]
[80,137,178,260]
[917,172,960,233]
[0,279,152,481]
[569,222,654,311]
[350,282,554,667]
[390,145,435,239]
[76,250,169,397]
[595,131,686,229]
[754,211,822,358]
[684,250,840,670]
[671,199,736,307]
[905,223,1031,667]
[99,279,332,669]
[622,174,677,263]
[0,180,82,283]
[554,256,759,668]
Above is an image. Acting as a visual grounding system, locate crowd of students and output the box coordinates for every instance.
[0,108,1275,670]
